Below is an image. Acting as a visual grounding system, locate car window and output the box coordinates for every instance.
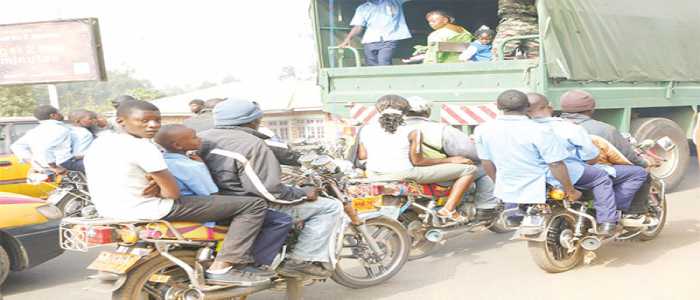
[10,123,37,142]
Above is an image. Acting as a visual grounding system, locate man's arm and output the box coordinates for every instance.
[147,170,181,200]
[548,161,581,201]
[241,141,307,201]
[408,131,472,166]
[339,26,364,48]
[482,159,497,181]
[10,134,33,164]
[610,129,648,168]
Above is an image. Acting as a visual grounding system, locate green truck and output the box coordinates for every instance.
[310,0,700,189]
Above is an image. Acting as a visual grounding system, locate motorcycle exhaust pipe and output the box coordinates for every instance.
[425,226,474,243]
[195,282,273,300]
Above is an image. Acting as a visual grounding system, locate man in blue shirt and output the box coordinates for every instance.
[474,90,619,236]
[339,0,412,66]
[11,105,82,174]
[154,124,293,267]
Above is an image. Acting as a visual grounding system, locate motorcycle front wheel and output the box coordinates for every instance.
[527,213,583,273]
[638,179,668,241]
[332,216,410,289]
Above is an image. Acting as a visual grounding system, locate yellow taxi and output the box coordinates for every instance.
[0,117,57,198]
[0,192,64,286]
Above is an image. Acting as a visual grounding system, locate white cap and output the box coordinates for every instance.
[407,96,431,113]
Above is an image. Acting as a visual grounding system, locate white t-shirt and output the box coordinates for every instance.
[84,133,173,220]
[360,122,414,173]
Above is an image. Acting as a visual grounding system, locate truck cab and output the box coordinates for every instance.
[311,0,700,189]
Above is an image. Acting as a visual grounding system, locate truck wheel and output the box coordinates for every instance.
[0,246,10,286]
[631,117,690,190]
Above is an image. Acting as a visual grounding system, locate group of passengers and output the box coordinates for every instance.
[11,97,343,287]
[357,89,657,237]
[339,0,494,66]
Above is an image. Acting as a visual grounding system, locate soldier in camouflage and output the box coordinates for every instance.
[493,0,539,59]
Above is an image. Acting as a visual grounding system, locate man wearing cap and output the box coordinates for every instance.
[404,96,500,220]
[559,89,650,168]
[198,98,343,279]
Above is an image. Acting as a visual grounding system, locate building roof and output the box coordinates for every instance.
[150,80,322,116]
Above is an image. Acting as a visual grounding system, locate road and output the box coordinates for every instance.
[2,160,699,300]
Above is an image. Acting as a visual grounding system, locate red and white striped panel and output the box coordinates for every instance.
[349,104,379,125]
[440,103,500,125]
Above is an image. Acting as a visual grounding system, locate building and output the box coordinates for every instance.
[149,80,347,142]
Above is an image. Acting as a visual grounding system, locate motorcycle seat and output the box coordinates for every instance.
[143,221,228,241]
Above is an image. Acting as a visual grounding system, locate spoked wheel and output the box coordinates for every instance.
[528,213,583,273]
[56,194,88,217]
[332,217,410,289]
[113,250,196,300]
[638,179,668,241]
[398,211,438,261]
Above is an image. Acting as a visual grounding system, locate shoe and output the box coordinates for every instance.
[241,265,276,277]
[476,208,498,221]
[621,214,660,227]
[436,208,468,223]
[205,267,272,286]
[597,222,619,238]
[278,260,332,279]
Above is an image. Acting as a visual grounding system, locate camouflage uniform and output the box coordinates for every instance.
[493,0,539,59]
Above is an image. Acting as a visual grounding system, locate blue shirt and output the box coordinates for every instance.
[10,119,73,167]
[470,41,493,62]
[474,115,579,204]
[163,152,218,196]
[70,126,94,157]
[350,0,412,44]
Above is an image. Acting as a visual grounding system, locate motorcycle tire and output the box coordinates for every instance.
[56,193,87,218]
[0,246,10,286]
[638,180,668,241]
[527,213,583,273]
[332,217,410,289]
[112,250,196,300]
[398,211,438,261]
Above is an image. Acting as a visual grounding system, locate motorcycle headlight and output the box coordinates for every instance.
[36,204,64,220]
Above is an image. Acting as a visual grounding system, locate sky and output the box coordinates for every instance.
[3,0,318,88]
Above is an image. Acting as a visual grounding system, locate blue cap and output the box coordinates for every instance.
[213,98,263,126]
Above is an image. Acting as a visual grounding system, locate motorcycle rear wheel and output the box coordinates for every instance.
[113,250,196,300]
[528,213,583,273]
[332,217,410,289]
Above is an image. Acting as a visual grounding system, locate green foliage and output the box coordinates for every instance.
[0,86,36,117]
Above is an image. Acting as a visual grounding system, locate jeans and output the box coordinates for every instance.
[473,167,500,209]
[164,195,267,265]
[363,40,399,66]
[610,165,648,212]
[252,210,293,266]
[60,157,85,173]
[574,165,618,223]
[269,197,343,262]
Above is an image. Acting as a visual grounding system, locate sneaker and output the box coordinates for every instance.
[241,265,276,277]
[278,260,332,279]
[205,267,272,286]
[621,214,660,227]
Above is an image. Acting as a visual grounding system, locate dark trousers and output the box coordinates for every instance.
[627,176,652,214]
[252,210,293,266]
[611,165,648,212]
[574,165,618,223]
[60,157,85,173]
[164,195,267,265]
[363,40,399,66]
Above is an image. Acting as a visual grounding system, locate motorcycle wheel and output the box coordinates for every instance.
[113,250,196,300]
[527,213,583,273]
[0,246,9,286]
[638,179,668,241]
[398,211,438,261]
[56,193,88,218]
[332,217,410,289]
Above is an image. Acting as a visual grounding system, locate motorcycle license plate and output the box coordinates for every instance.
[351,196,381,212]
[87,251,141,274]
[47,189,69,205]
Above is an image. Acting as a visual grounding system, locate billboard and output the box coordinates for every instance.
[0,18,107,85]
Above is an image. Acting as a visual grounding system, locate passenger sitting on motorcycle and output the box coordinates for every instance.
[403,96,500,220]
[154,124,294,267]
[558,90,657,220]
[474,90,619,237]
[84,100,272,286]
[198,98,343,279]
[357,94,478,222]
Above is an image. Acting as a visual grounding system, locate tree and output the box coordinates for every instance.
[0,86,36,117]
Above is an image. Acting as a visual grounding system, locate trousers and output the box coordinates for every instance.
[363,40,399,66]
[610,165,648,212]
[574,165,618,223]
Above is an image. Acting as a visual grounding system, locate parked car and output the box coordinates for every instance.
[0,192,64,286]
[0,117,57,199]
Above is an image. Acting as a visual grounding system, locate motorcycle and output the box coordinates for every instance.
[511,137,670,273]
[29,168,94,217]
[59,150,409,299]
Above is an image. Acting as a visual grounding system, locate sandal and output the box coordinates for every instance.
[437,208,467,223]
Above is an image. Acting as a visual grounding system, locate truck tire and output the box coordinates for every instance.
[0,246,10,286]
[630,117,690,190]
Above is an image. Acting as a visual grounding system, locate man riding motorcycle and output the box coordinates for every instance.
[198,98,343,279]
[403,96,500,220]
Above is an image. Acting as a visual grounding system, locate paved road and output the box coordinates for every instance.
[3,161,699,300]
